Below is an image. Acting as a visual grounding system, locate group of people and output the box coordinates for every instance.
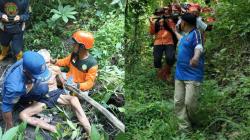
[0,0,98,137]
[149,1,216,132]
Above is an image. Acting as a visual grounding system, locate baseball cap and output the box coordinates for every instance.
[23,51,51,82]
[181,13,197,26]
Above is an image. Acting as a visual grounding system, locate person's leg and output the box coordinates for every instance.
[184,81,201,124]
[57,94,91,134]
[153,45,164,79]
[19,102,57,132]
[174,80,190,130]
[164,45,176,80]
[0,31,12,60]
[11,32,24,60]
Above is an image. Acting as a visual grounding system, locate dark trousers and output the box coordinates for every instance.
[0,30,24,55]
[153,45,176,68]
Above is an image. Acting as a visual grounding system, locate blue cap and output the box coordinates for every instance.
[23,51,51,82]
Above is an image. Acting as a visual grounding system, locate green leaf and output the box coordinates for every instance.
[71,130,79,140]
[51,14,61,21]
[35,126,43,140]
[111,0,120,5]
[0,127,2,139]
[118,107,126,113]
[90,125,101,140]
[2,126,19,140]
[62,16,69,23]
[67,15,76,20]
[66,119,77,130]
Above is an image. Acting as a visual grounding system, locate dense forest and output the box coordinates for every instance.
[0,0,249,139]
[125,0,250,139]
[0,0,125,139]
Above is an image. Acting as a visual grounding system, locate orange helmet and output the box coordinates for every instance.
[71,30,94,49]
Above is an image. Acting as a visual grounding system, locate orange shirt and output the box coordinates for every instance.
[149,19,175,46]
[55,54,98,91]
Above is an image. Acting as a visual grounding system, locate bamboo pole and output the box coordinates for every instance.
[64,84,125,133]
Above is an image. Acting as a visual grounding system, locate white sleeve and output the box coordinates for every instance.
[196,17,207,31]
[195,44,204,53]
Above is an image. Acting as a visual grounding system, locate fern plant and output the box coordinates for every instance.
[50,4,78,23]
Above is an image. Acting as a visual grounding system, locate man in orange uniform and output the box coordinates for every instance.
[52,30,98,93]
[149,8,177,81]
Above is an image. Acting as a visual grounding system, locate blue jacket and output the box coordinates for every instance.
[1,60,48,113]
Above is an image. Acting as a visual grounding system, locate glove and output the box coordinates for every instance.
[66,76,77,88]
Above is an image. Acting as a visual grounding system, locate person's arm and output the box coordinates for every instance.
[149,17,155,35]
[54,54,71,67]
[78,65,98,91]
[2,112,13,130]
[19,0,30,22]
[190,30,203,67]
[174,31,183,40]
[2,100,15,130]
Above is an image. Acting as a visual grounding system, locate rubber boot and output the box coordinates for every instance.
[16,51,23,60]
[157,68,164,80]
[164,64,171,81]
[0,46,9,61]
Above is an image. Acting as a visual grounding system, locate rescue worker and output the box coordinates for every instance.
[19,49,91,135]
[0,0,30,61]
[149,8,178,81]
[174,13,204,132]
[1,51,51,130]
[51,30,98,93]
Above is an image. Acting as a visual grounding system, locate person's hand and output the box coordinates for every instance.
[50,59,57,64]
[14,15,20,22]
[149,16,154,23]
[1,14,8,22]
[190,57,199,67]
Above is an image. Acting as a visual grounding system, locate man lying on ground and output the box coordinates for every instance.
[19,49,92,135]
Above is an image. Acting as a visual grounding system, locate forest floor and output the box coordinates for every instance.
[125,45,250,140]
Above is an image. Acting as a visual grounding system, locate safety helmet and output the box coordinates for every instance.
[188,3,201,13]
[71,30,94,49]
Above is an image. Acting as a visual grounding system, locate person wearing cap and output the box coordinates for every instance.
[149,8,178,81]
[1,51,51,130]
[19,49,91,135]
[51,30,98,93]
[0,0,30,61]
[173,13,204,131]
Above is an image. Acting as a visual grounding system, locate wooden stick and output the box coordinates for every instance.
[64,84,125,132]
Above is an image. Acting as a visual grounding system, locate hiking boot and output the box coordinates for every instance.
[0,46,9,61]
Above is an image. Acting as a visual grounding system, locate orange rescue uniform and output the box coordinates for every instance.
[149,19,176,46]
[56,54,98,91]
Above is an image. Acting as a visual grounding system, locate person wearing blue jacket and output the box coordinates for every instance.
[1,51,51,130]
[174,13,204,132]
[0,0,30,61]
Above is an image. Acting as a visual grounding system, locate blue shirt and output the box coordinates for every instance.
[1,60,48,113]
[175,28,204,82]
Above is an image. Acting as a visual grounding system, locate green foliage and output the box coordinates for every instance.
[124,0,250,139]
[0,122,27,140]
[50,5,78,23]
